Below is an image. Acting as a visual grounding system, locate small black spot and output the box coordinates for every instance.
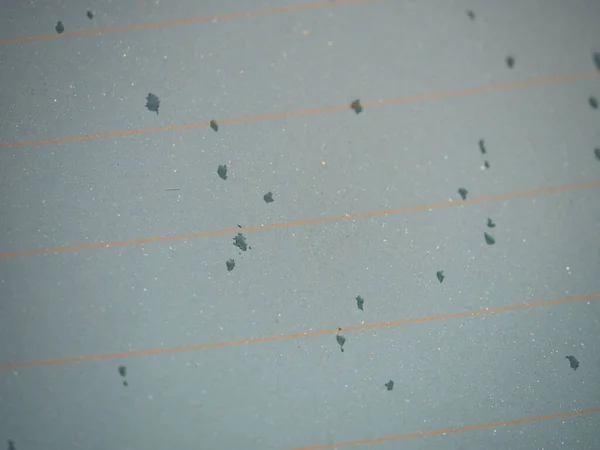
[484,232,495,245]
[479,139,486,154]
[165,188,180,191]
[264,191,274,203]
[487,218,496,228]
[594,52,600,71]
[589,96,598,109]
[458,188,468,200]
[237,224,242,228]
[385,380,394,391]
[484,160,490,169]
[55,21,65,34]
[123,380,128,387]
[217,165,228,180]
[233,233,247,251]
[436,271,444,283]
[566,355,579,370]
[118,365,127,377]
[466,10,475,20]
[594,148,600,161]
[336,334,346,352]
[226,259,235,271]
[210,120,218,132]
[338,327,342,332]
[506,56,515,69]
[8,440,15,450]
[145,93,160,114]
[350,99,363,114]
[356,295,364,311]
[87,10,93,19]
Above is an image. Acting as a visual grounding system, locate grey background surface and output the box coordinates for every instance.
[1,0,600,449]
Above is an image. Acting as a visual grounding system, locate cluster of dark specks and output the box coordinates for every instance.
[55,10,94,34]
[479,139,490,169]
[118,365,128,387]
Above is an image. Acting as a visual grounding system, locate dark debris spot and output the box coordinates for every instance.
[594,52,600,71]
[226,259,235,271]
[487,218,496,228]
[458,188,468,200]
[594,148,600,161]
[466,10,475,20]
[350,99,363,114]
[479,139,486,154]
[233,233,247,251]
[506,56,515,69]
[264,191,274,203]
[217,165,228,180]
[566,355,579,370]
[55,21,65,34]
[589,96,598,109]
[118,365,127,377]
[336,334,346,352]
[484,232,495,245]
[356,295,364,311]
[145,93,160,114]
[8,440,15,450]
[123,380,128,387]
[87,10,93,19]
[484,160,490,169]
[436,271,444,283]
[385,380,394,391]
[210,120,218,132]
[237,224,242,228]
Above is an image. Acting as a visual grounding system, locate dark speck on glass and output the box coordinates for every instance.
[479,139,486,154]
[145,93,160,114]
[356,295,364,311]
[55,20,65,34]
[594,148,600,161]
[233,233,247,251]
[118,365,126,377]
[436,271,444,283]
[566,355,579,370]
[217,165,228,180]
[484,160,490,169]
[8,440,15,450]
[594,52,600,71]
[87,10,93,19]
[458,188,468,200]
[506,56,515,68]
[226,259,235,271]
[210,120,218,132]
[264,191,274,203]
[589,96,598,109]
[487,218,496,228]
[385,380,394,391]
[336,334,346,352]
[484,232,495,245]
[466,10,475,20]
[350,99,363,114]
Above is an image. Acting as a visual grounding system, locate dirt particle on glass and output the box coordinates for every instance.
[264,191,274,203]
[8,440,15,450]
[350,99,363,114]
[385,380,394,391]
[487,218,496,228]
[566,355,579,370]
[145,93,160,114]
[336,334,346,352]
[233,233,247,251]
[118,365,126,377]
[210,120,218,132]
[356,295,364,311]
[458,188,468,200]
[436,271,444,283]
[87,10,93,19]
[594,148,600,161]
[594,52,600,71]
[55,21,65,34]
[484,232,495,245]
[217,165,228,180]
[506,56,515,69]
[226,259,235,271]
[479,139,486,154]
[589,96,598,109]
[466,10,475,20]
[484,160,490,169]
